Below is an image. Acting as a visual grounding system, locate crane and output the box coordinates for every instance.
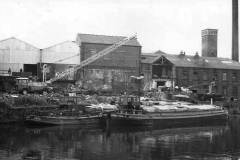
[53,53,80,63]
[41,53,80,82]
[46,34,137,83]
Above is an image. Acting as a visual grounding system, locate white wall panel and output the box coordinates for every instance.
[0,37,40,64]
[42,41,80,64]
[0,63,23,72]
[0,49,10,63]
[11,50,39,64]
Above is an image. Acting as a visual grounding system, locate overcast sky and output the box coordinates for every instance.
[0,0,233,58]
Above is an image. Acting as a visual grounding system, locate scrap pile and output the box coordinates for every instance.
[0,93,55,108]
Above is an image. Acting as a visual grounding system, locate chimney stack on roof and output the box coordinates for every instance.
[179,51,186,58]
[194,52,200,59]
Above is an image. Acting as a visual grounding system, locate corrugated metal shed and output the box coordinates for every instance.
[76,33,141,46]
[0,37,39,64]
[142,50,240,70]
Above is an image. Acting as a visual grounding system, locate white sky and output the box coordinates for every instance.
[0,0,233,58]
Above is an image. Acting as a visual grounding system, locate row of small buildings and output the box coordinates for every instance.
[1,29,240,98]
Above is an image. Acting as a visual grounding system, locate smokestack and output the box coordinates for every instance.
[201,29,218,57]
[232,0,239,62]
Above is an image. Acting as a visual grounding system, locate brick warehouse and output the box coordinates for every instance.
[141,51,240,98]
[75,33,142,93]
[141,29,240,98]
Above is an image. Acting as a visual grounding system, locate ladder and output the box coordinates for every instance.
[47,34,137,83]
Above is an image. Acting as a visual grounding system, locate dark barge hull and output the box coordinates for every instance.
[25,115,102,126]
[103,110,228,128]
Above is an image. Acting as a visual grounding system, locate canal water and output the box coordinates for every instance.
[1,117,240,160]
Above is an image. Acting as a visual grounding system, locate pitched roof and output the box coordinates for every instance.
[142,50,240,70]
[141,54,161,64]
[77,33,141,46]
[42,40,77,50]
[0,37,39,49]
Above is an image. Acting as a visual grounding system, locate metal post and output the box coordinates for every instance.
[42,70,45,82]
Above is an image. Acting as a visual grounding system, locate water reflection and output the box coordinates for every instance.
[1,117,240,160]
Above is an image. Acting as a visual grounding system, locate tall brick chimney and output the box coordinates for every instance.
[232,0,239,62]
[202,29,218,57]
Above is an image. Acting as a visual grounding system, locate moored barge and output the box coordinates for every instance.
[103,95,229,127]
[25,114,102,126]
[106,108,228,127]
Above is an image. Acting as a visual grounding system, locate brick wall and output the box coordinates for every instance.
[80,43,140,69]
[175,67,240,98]
[78,43,141,93]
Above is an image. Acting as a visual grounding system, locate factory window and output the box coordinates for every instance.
[103,55,111,60]
[89,49,97,56]
[203,85,209,89]
[232,72,237,81]
[117,50,127,53]
[159,57,166,64]
[232,86,238,97]
[89,69,93,74]
[213,71,218,81]
[143,65,150,71]
[182,70,188,80]
[222,72,227,81]
[193,71,198,80]
[214,85,218,93]
[162,68,167,77]
[222,86,228,96]
[203,71,208,80]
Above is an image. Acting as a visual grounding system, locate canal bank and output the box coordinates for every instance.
[0,92,234,125]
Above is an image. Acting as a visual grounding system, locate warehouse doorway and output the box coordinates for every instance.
[24,64,37,76]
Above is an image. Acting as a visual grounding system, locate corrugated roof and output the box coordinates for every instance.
[141,51,240,70]
[77,33,141,46]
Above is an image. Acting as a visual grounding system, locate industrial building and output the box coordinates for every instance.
[75,33,141,93]
[0,37,39,76]
[39,41,80,81]
[141,29,240,98]
[0,25,239,97]
[0,34,141,94]
[141,51,240,98]
[0,37,80,80]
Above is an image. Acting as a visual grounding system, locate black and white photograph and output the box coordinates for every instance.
[0,0,239,159]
